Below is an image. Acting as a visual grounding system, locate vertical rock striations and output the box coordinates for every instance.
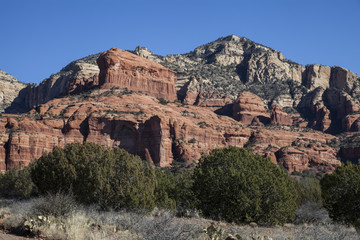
[97,48,177,101]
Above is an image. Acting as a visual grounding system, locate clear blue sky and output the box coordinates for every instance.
[0,0,359,84]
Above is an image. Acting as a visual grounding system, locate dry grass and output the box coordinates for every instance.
[0,198,358,240]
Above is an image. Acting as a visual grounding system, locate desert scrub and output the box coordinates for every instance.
[158,97,169,105]
[294,176,322,205]
[0,197,204,240]
[0,197,359,240]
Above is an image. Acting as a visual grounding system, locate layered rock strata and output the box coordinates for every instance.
[97,48,177,101]
[233,91,269,125]
[0,89,340,173]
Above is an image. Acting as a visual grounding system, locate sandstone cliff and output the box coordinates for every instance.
[0,89,340,174]
[97,48,177,101]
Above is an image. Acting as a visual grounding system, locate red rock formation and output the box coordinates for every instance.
[233,91,270,125]
[0,49,346,174]
[312,105,332,132]
[196,93,232,108]
[177,76,202,105]
[270,105,292,125]
[276,144,338,172]
[0,90,341,173]
[97,48,177,101]
[323,89,359,120]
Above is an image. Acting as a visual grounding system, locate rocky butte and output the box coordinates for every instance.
[97,48,177,101]
[0,35,359,174]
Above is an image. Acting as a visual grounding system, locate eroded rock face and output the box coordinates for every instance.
[25,62,99,110]
[303,65,331,90]
[246,50,305,84]
[97,48,177,101]
[129,35,359,136]
[0,90,341,173]
[0,70,27,112]
[276,144,338,172]
[270,105,292,125]
[0,92,249,170]
[312,106,332,132]
[330,66,358,92]
[177,76,202,105]
[6,55,100,113]
[233,91,269,125]
[343,114,360,132]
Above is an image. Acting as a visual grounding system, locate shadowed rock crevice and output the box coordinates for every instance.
[140,116,162,165]
[235,54,250,84]
[214,103,233,117]
[79,117,90,143]
[3,137,10,171]
[111,123,138,155]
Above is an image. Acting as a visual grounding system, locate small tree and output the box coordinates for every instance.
[294,176,322,205]
[154,170,177,210]
[321,162,360,227]
[154,168,197,213]
[0,167,36,199]
[193,146,298,225]
[31,143,156,210]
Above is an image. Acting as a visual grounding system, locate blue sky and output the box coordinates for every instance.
[0,0,359,84]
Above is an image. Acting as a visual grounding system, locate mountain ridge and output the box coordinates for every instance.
[0,35,359,172]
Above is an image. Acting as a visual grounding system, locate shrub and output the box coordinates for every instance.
[30,192,79,219]
[294,176,322,205]
[31,143,156,210]
[154,169,197,214]
[321,162,360,227]
[192,146,298,225]
[173,170,198,215]
[0,167,36,199]
[154,170,177,210]
[158,98,168,105]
